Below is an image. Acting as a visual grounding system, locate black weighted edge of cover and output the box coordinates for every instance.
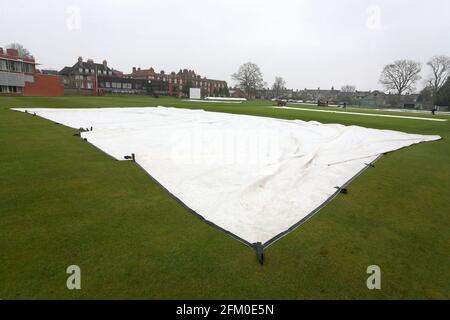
[130,153,382,264]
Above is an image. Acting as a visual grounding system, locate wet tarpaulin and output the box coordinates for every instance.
[14,107,441,259]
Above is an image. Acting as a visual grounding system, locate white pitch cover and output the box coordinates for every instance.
[14,107,441,245]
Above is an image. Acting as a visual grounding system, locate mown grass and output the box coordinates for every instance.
[0,95,449,299]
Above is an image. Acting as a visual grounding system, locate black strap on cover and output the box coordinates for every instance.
[253,242,264,265]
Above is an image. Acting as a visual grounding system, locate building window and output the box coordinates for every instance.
[23,63,34,73]
[105,82,111,88]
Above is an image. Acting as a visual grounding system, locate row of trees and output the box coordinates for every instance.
[232,56,450,106]
[379,56,449,96]
[378,56,450,106]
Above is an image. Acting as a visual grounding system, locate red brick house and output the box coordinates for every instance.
[127,67,227,97]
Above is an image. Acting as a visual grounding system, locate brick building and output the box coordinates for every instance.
[0,47,64,96]
[24,72,64,96]
[127,67,228,97]
[96,75,167,96]
[60,57,168,96]
[59,57,114,95]
[0,47,36,96]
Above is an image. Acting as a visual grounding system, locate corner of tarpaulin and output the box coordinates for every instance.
[252,242,265,265]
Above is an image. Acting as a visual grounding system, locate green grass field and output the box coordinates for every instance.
[0,96,449,299]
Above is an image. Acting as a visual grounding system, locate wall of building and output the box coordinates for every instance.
[0,47,37,96]
[24,74,64,96]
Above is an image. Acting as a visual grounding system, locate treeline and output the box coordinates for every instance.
[232,56,450,107]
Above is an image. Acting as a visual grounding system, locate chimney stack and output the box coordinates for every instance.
[103,60,107,67]
[132,67,136,73]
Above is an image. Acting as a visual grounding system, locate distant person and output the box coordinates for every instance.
[432,106,437,115]
[343,102,347,110]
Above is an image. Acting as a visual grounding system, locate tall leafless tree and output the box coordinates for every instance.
[272,77,286,98]
[232,62,264,99]
[426,55,450,96]
[7,43,32,58]
[340,85,356,103]
[379,60,422,95]
[341,85,356,93]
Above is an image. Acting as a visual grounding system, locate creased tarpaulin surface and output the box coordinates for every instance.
[14,107,441,245]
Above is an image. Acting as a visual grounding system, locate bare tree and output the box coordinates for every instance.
[272,77,286,98]
[426,55,450,95]
[232,62,264,99]
[379,60,422,95]
[7,43,32,58]
[341,85,356,93]
[340,85,356,103]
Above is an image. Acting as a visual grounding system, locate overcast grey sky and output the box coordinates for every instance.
[1,0,449,91]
